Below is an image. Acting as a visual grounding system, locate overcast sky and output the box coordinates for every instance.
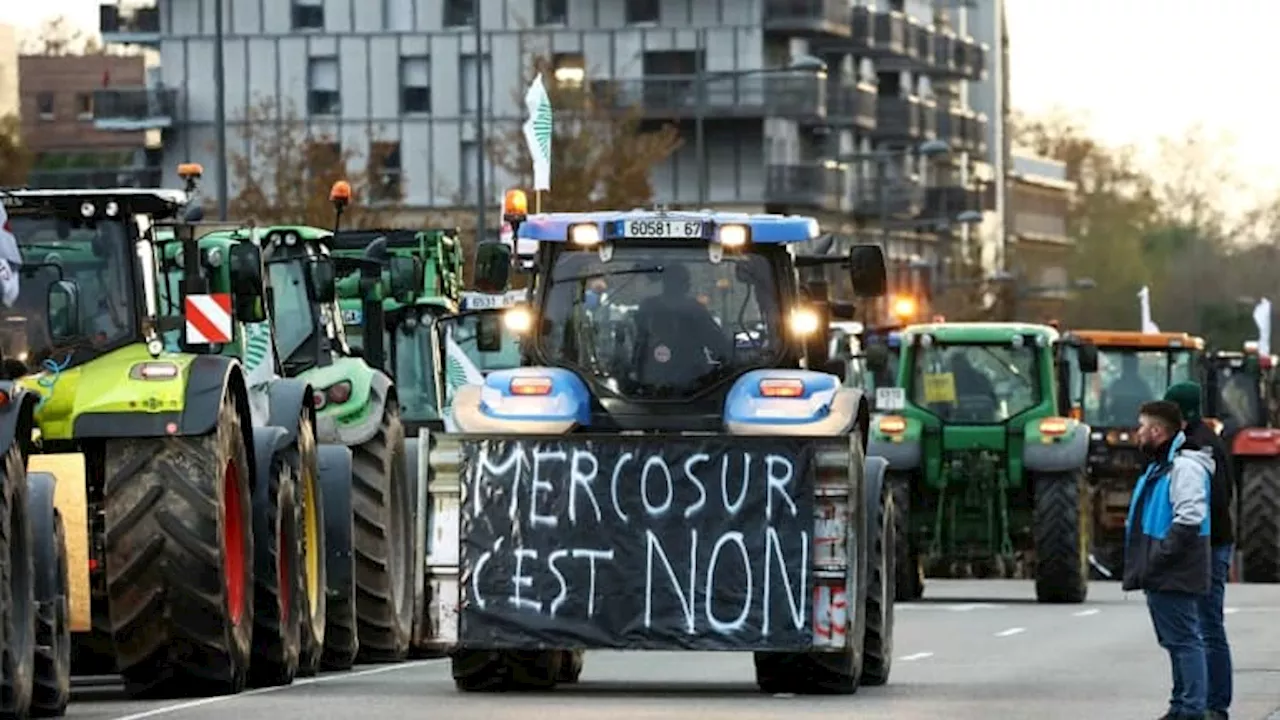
[4,0,1277,198]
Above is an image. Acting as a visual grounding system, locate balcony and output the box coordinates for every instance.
[870,95,921,141]
[923,185,983,219]
[843,5,876,54]
[957,111,989,156]
[828,82,877,131]
[936,104,964,148]
[852,176,925,220]
[872,10,908,58]
[765,162,846,212]
[912,20,936,68]
[918,97,937,139]
[93,88,177,130]
[953,35,987,81]
[594,72,827,123]
[763,0,851,38]
[27,166,163,190]
[99,2,160,45]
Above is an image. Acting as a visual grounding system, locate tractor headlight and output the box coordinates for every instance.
[569,224,601,247]
[717,224,748,248]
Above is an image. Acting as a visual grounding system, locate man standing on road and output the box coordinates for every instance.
[1126,400,1214,720]
[1165,381,1235,720]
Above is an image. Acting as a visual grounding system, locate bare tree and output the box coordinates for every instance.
[21,15,103,56]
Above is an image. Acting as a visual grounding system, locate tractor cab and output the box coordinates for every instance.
[1062,329,1204,577]
[435,290,526,427]
[1203,342,1279,438]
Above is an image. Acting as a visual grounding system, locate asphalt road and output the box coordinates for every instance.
[66,580,1280,720]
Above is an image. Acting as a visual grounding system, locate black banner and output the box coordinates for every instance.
[458,436,817,650]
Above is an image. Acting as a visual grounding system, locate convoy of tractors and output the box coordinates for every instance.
[0,165,1274,714]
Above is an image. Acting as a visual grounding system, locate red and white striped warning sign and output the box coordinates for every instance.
[185,293,233,344]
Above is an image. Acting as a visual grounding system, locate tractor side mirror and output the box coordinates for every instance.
[388,255,420,301]
[848,243,887,298]
[1077,342,1099,373]
[309,258,337,304]
[228,243,267,323]
[47,280,81,344]
[477,311,503,352]
[864,343,890,374]
[474,242,512,293]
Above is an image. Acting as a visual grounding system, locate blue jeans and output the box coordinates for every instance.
[1198,544,1234,713]
[1147,590,1207,716]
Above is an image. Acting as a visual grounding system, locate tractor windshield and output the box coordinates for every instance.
[389,318,439,423]
[537,244,785,400]
[1209,359,1264,431]
[439,311,522,412]
[910,342,1041,423]
[267,260,317,367]
[1082,348,1196,427]
[0,216,137,373]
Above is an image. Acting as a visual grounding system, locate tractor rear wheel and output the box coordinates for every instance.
[889,472,922,601]
[27,471,71,717]
[860,478,896,686]
[317,445,357,672]
[1032,470,1089,604]
[451,650,562,692]
[291,413,327,677]
[1239,458,1280,583]
[0,443,36,718]
[351,400,413,663]
[103,394,254,697]
[248,447,301,687]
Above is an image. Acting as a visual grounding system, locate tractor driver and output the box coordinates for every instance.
[1106,353,1154,425]
[633,263,733,387]
[948,351,999,420]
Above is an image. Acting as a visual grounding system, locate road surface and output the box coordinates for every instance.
[66,580,1280,720]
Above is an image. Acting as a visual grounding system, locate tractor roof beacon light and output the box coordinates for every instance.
[503,189,529,226]
[330,180,352,232]
[178,162,204,194]
[891,294,917,321]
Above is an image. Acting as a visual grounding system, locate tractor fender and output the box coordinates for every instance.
[320,369,394,447]
[250,426,291,585]
[178,355,258,488]
[1023,421,1091,473]
[723,373,868,441]
[0,381,38,461]
[867,436,922,471]
[1230,427,1280,457]
[265,377,316,450]
[316,443,355,607]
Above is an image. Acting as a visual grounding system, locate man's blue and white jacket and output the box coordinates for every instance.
[1122,430,1213,595]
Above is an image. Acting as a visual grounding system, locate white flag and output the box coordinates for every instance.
[1254,298,1272,357]
[522,74,553,191]
[1138,286,1160,333]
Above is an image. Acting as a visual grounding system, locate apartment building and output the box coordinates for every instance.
[1006,152,1077,322]
[97,0,993,302]
[17,53,162,188]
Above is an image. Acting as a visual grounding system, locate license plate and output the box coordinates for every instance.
[462,293,508,310]
[341,308,362,325]
[875,387,905,410]
[620,219,704,239]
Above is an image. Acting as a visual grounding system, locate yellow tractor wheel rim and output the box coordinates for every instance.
[298,416,322,617]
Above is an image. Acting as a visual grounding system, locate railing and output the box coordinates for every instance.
[93,88,178,123]
[874,95,921,138]
[592,72,827,120]
[849,5,875,51]
[873,10,906,56]
[934,31,958,74]
[924,185,982,217]
[99,3,160,35]
[918,98,937,139]
[762,0,850,32]
[852,176,924,218]
[766,163,846,211]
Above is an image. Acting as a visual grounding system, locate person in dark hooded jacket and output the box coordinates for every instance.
[1165,381,1234,720]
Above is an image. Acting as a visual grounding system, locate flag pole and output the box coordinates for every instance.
[535,190,541,213]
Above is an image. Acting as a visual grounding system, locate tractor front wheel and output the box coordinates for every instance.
[889,472,922,601]
[1239,458,1280,583]
[0,443,36,718]
[103,394,254,697]
[248,447,301,687]
[1032,470,1089,604]
[291,412,327,677]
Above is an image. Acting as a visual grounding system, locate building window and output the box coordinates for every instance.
[443,0,474,28]
[399,56,431,114]
[459,141,479,199]
[370,141,402,202]
[459,54,490,114]
[36,92,54,120]
[535,0,567,25]
[292,0,324,30]
[75,93,93,120]
[552,53,585,89]
[308,57,340,116]
[626,0,659,24]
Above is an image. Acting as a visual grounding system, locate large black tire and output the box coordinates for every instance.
[317,445,357,671]
[890,472,923,601]
[1032,470,1089,604]
[248,440,301,687]
[451,650,562,692]
[1239,458,1280,582]
[103,393,254,697]
[351,400,413,663]
[1,443,36,718]
[556,650,584,684]
[27,472,70,717]
[291,413,327,677]
[860,478,896,687]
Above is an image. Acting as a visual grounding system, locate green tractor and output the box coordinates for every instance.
[3,180,322,697]
[867,322,1099,603]
[246,200,420,664]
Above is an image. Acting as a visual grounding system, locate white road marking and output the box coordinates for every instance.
[896,603,1008,612]
[994,627,1026,637]
[899,652,935,661]
[109,659,446,720]
[1224,607,1239,615]
[1073,608,1100,617]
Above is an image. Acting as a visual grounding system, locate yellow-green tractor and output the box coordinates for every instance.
[2,181,324,698]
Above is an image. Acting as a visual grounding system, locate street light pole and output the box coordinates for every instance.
[694,33,706,206]
[214,0,228,220]
[473,2,486,239]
